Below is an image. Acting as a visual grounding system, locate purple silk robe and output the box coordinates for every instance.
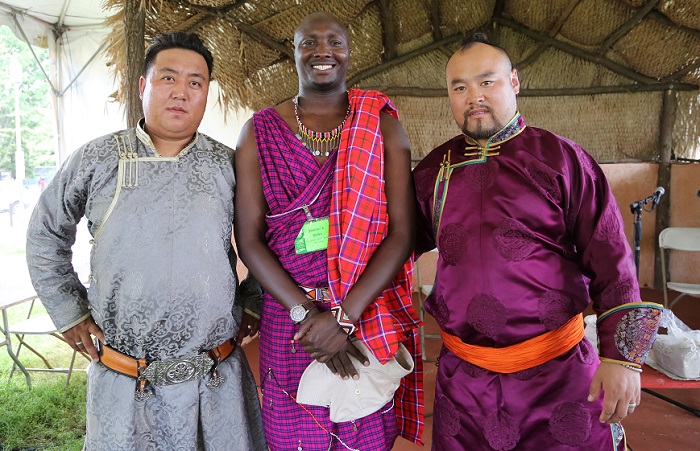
[414,114,637,450]
[253,107,399,451]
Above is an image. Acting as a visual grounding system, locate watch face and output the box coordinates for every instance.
[290,304,308,323]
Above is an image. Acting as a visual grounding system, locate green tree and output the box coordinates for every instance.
[0,26,55,182]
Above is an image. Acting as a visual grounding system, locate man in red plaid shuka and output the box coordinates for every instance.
[235,11,423,451]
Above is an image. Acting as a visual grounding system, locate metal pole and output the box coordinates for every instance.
[10,58,25,184]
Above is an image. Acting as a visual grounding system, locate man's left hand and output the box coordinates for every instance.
[324,338,370,380]
[588,361,641,423]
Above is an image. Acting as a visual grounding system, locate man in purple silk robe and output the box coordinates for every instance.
[413,33,662,450]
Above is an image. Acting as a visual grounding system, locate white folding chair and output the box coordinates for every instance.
[7,296,90,385]
[659,227,700,310]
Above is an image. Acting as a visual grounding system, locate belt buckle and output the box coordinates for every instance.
[300,285,330,302]
[141,353,214,386]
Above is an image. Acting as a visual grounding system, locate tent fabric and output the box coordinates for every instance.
[0,0,244,164]
[0,1,124,163]
[102,0,700,161]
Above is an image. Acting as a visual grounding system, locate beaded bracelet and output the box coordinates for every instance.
[600,357,643,373]
[330,305,356,336]
[622,364,643,373]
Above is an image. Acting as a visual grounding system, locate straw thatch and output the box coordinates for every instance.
[102,0,700,161]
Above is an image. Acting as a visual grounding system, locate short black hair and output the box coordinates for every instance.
[458,32,514,70]
[143,31,214,77]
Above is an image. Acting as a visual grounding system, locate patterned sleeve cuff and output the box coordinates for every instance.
[596,302,664,364]
[57,312,92,333]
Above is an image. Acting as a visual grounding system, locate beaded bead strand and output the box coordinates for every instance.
[293,95,351,157]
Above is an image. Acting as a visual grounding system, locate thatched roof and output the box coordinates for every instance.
[103,0,700,161]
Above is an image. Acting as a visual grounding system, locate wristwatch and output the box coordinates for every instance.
[290,301,315,323]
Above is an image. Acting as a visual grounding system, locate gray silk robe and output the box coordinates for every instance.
[26,124,266,450]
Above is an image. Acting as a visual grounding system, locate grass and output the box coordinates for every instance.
[0,377,86,451]
[0,215,27,255]
[1,301,87,451]
[1,208,89,450]
[0,241,24,255]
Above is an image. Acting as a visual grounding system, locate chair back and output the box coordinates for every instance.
[658,227,700,309]
[659,227,700,252]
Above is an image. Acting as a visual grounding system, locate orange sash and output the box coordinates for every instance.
[441,313,584,373]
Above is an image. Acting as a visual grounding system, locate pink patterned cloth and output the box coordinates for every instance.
[252,88,424,448]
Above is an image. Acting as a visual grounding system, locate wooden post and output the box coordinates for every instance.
[124,0,145,127]
[379,0,396,62]
[654,90,676,290]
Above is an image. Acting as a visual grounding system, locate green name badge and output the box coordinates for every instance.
[294,217,329,254]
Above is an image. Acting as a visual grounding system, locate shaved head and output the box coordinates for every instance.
[294,12,350,47]
[445,39,520,146]
[455,33,514,71]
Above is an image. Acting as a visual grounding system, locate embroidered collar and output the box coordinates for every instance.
[462,112,526,148]
[136,118,198,157]
[432,113,526,238]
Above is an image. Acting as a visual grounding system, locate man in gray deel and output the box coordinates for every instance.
[26,31,266,450]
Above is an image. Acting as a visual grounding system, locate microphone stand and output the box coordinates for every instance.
[629,189,662,277]
[629,192,658,278]
[630,200,644,280]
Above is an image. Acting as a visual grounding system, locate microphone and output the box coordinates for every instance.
[651,186,665,210]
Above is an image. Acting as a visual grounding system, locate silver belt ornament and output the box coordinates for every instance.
[134,352,225,401]
[141,353,214,386]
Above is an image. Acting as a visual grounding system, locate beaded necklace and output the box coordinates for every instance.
[293,95,351,157]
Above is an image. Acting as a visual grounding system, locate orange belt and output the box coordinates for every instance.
[97,339,236,379]
[441,313,584,373]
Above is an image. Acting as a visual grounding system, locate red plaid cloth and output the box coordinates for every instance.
[328,88,424,445]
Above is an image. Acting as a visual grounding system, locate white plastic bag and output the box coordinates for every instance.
[648,309,700,380]
[583,314,598,353]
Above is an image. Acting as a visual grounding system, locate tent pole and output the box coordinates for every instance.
[653,89,675,290]
[124,0,144,127]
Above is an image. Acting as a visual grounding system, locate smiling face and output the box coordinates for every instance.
[293,12,350,92]
[446,43,520,146]
[139,48,209,146]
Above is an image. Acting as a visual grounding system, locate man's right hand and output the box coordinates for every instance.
[62,316,105,362]
[294,310,348,362]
